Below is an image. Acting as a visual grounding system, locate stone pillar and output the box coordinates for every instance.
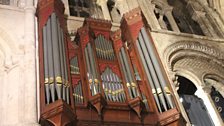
[138,0,161,30]
[195,87,223,126]
[192,11,216,37]
[158,14,167,30]
[170,75,191,126]
[115,0,129,16]
[164,10,180,32]
[97,0,111,20]
[126,0,138,10]
[23,0,39,125]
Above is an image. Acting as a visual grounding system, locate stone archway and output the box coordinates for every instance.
[164,40,224,126]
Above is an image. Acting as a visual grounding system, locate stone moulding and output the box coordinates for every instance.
[164,41,224,71]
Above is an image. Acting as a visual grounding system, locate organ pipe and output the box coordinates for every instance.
[140,27,174,108]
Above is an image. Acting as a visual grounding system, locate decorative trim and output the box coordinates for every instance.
[164,41,224,71]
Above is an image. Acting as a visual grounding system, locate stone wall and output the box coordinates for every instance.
[0,1,39,125]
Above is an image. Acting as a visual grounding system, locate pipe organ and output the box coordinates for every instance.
[38,0,184,125]
[37,0,76,125]
[67,12,183,124]
[42,12,71,105]
[136,27,174,112]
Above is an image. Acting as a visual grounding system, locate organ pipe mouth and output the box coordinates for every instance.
[126,83,131,87]
[164,87,171,94]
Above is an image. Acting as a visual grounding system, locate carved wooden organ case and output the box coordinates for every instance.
[37,0,76,125]
[70,8,184,126]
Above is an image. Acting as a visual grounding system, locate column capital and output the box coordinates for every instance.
[202,86,212,94]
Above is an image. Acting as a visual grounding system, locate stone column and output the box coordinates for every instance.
[164,9,180,32]
[115,0,129,16]
[192,11,215,37]
[97,0,111,20]
[23,0,39,125]
[170,75,191,126]
[195,87,223,126]
[138,0,161,30]
[158,14,167,30]
[124,0,138,11]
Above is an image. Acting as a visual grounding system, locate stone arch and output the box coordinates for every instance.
[164,40,224,125]
[164,41,224,71]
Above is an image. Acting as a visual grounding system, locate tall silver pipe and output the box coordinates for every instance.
[87,43,96,78]
[138,34,167,111]
[43,25,50,104]
[101,36,107,60]
[57,21,66,92]
[46,17,55,102]
[98,36,104,59]
[59,29,66,101]
[136,41,162,112]
[85,47,94,96]
[121,48,138,98]
[89,43,100,93]
[51,13,62,99]
[119,52,133,99]
[140,27,174,108]
[60,28,69,104]
[95,39,100,58]
[138,35,167,111]
[101,74,109,100]
[108,42,112,60]
[113,73,121,102]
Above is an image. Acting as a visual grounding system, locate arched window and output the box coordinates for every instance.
[153,4,173,31]
[168,0,205,35]
[177,76,214,126]
[68,0,90,17]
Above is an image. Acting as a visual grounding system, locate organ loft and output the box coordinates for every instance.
[1,0,224,126]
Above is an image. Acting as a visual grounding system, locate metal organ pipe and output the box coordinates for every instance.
[140,27,174,108]
[51,13,62,99]
[138,33,168,111]
[101,67,125,102]
[136,41,162,112]
[42,13,71,105]
[121,47,139,98]
[43,25,50,104]
[84,47,94,96]
[46,17,55,102]
[85,43,100,96]
[57,22,65,101]
[89,43,100,93]
[119,51,133,99]
[60,28,70,104]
